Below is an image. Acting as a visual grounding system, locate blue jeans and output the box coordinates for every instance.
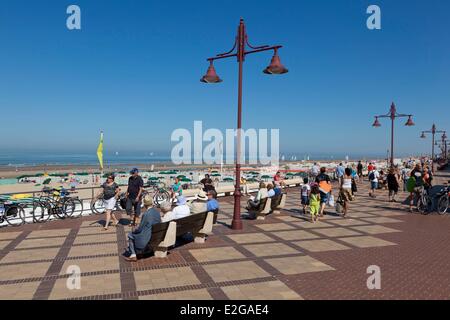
[127,232,136,256]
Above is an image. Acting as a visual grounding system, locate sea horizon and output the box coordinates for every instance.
[0,151,419,167]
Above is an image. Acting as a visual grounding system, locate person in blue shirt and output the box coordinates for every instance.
[336,163,345,185]
[206,190,219,212]
[273,185,282,196]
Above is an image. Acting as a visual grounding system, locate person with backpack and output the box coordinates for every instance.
[368,167,380,198]
[315,167,332,216]
[408,164,424,212]
[100,175,120,230]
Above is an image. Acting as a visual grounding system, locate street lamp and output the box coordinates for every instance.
[420,124,446,172]
[201,18,288,230]
[372,102,414,167]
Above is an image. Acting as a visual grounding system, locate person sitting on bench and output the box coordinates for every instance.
[187,190,208,214]
[122,196,161,262]
[206,190,219,212]
[246,182,268,210]
[160,201,175,222]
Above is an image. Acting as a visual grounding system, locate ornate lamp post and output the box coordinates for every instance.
[372,102,415,167]
[201,19,288,230]
[420,124,446,172]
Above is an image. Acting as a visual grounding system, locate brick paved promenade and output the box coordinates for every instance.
[1,169,449,300]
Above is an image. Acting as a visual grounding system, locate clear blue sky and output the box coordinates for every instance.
[0,0,449,159]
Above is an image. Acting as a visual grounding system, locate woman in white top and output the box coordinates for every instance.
[172,196,191,219]
[339,168,354,217]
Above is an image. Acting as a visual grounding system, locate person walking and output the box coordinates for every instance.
[126,168,144,227]
[387,168,400,202]
[340,168,354,217]
[301,177,311,215]
[368,167,380,198]
[309,185,321,223]
[336,163,345,186]
[357,161,364,179]
[101,175,120,230]
[315,167,332,216]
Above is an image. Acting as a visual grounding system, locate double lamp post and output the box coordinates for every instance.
[372,102,415,167]
[420,124,447,172]
[201,19,288,230]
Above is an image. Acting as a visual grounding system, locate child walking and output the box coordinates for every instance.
[301,177,311,215]
[309,185,321,223]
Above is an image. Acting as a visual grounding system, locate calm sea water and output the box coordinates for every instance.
[0,152,389,167]
[0,153,172,167]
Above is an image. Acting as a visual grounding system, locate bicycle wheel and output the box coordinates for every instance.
[153,190,171,206]
[417,196,432,215]
[91,198,106,215]
[437,195,449,215]
[61,198,76,218]
[4,205,25,226]
[32,201,51,223]
[67,198,83,218]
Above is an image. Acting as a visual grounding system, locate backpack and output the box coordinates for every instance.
[406,176,416,193]
[369,172,375,181]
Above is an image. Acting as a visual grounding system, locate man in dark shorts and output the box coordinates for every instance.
[126,168,144,226]
[357,161,364,178]
[315,167,332,217]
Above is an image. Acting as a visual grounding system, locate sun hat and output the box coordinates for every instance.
[143,195,153,207]
[196,190,208,201]
[176,196,187,206]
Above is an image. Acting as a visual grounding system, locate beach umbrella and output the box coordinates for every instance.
[43,178,51,185]
[286,172,294,176]
[211,173,221,177]
[261,175,271,179]
[148,177,160,181]
[177,175,186,179]
[223,177,234,182]
[180,178,192,182]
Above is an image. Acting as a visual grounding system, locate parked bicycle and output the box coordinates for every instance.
[436,183,449,215]
[417,187,433,215]
[143,181,171,206]
[33,187,83,222]
[0,199,26,226]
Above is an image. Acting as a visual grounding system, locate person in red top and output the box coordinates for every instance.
[367,163,374,173]
[273,171,283,187]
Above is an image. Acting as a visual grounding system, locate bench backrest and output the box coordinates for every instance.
[174,211,209,237]
[148,221,171,249]
[270,194,282,209]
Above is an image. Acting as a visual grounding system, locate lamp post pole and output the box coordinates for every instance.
[201,19,288,230]
[372,102,415,168]
[420,124,446,173]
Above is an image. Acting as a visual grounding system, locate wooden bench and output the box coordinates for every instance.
[248,197,272,220]
[138,211,216,258]
[271,193,287,214]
